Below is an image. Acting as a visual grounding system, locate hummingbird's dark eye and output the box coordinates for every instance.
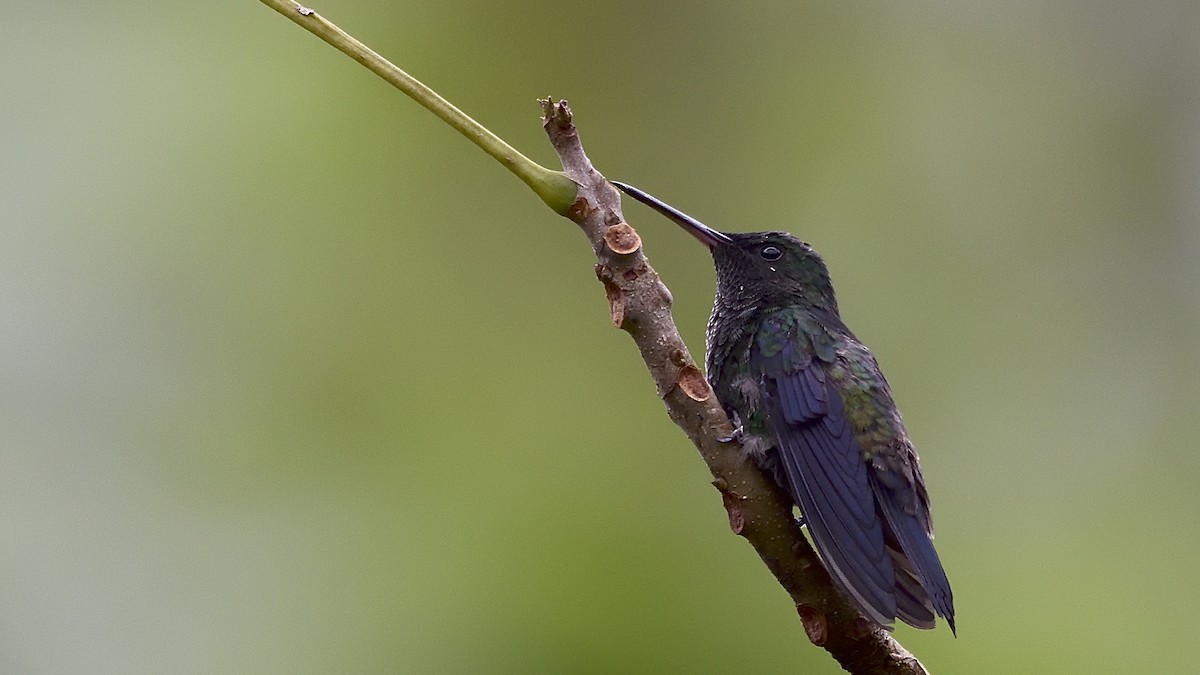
[760,245,783,261]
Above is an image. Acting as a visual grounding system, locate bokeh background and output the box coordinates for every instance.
[3,1,1198,673]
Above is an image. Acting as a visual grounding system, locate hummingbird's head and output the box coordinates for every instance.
[612,181,839,314]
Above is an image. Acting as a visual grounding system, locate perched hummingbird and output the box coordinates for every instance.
[612,181,955,634]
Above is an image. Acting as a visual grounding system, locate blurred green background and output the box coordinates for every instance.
[3,1,1198,673]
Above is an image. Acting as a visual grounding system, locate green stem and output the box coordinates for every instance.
[258,0,578,214]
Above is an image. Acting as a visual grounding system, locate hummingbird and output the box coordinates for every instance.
[612,181,955,634]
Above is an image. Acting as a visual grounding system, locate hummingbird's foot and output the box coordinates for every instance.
[719,411,746,443]
[718,425,745,444]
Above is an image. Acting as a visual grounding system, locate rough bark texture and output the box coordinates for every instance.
[540,98,931,675]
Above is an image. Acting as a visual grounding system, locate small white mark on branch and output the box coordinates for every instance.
[294,3,315,16]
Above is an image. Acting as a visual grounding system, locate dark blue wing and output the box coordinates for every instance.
[751,311,954,632]
[764,363,899,627]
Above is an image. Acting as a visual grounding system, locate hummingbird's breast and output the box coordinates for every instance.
[704,296,758,373]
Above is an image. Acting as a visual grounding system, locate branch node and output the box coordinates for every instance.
[603,222,641,255]
[727,504,746,535]
[595,264,627,329]
[568,196,593,222]
[656,279,673,306]
[850,616,875,640]
[797,604,829,646]
[676,364,712,402]
[716,481,747,535]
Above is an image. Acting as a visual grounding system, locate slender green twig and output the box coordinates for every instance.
[258,0,578,214]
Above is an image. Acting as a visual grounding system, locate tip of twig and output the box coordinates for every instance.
[538,97,573,127]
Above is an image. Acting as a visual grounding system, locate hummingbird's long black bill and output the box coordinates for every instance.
[611,181,733,249]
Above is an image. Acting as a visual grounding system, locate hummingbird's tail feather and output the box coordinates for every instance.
[890,547,937,629]
[874,477,957,635]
